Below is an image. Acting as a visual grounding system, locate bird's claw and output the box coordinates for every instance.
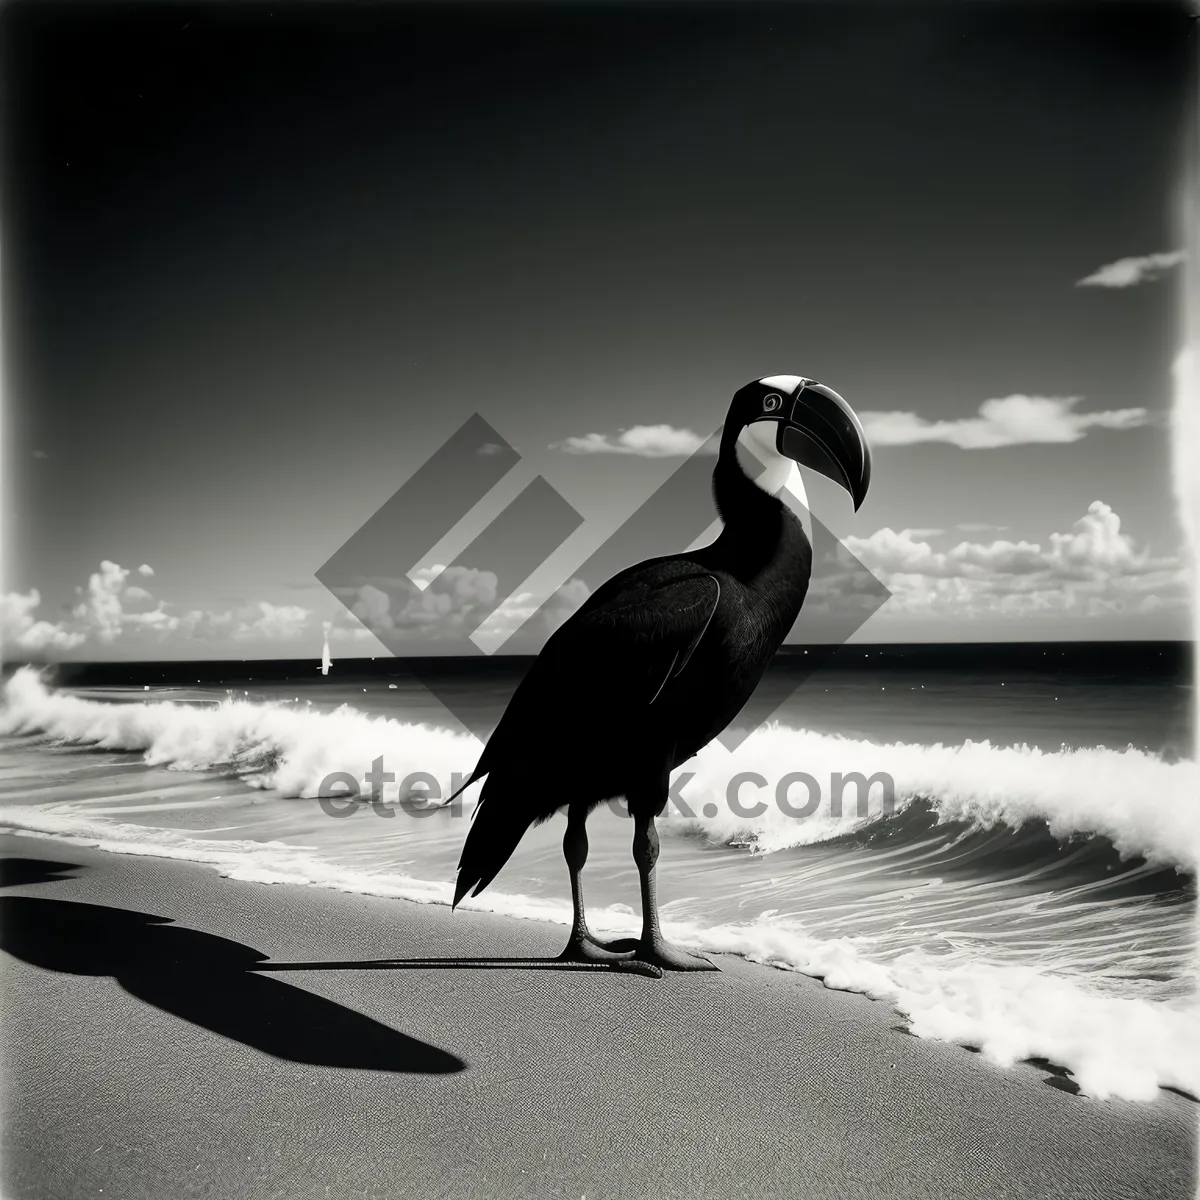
[558,933,717,973]
[635,936,720,972]
[558,932,637,965]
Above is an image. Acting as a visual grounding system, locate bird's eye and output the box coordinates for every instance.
[762,394,782,412]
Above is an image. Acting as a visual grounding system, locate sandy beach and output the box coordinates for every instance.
[1,832,1194,1199]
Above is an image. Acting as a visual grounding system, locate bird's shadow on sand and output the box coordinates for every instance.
[0,856,82,888]
[0,859,465,1075]
[255,955,662,977]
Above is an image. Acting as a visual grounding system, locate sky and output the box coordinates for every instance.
[1,0,1195,661]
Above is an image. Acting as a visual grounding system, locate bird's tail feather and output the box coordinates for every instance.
[451,788,536,908]
[442,766,483,814]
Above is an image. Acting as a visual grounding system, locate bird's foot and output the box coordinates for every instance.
[558,931,637,965]
[634,934,720,973]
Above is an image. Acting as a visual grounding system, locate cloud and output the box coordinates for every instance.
[2,561,318,656]
[553,424,715,457]
[75,560,131,642]
[1076,250,1186,288]
[339,567,593,651]
[327,620,377,643]
[177,609,236,640]
[860,395,1148,449]
[561,399,1147,456]
[847,502,1190,621]
[544,578,591,631]
[33,450,48,460]
[234,602,311,641]
[957,522,1008,533]
[342,566,501,640]
[351,584,395,630]
[0,590,86,652]
[184,601,318,643]
[496,578,590,635]
[138,564,155,577]
[470,577,593,653]
[66,561,183,642]
[125,608,182,633]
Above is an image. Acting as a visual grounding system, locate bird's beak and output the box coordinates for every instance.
[775,382,872,511]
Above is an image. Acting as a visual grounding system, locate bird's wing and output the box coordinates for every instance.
[568,569,721,701]
[461,565,722,788]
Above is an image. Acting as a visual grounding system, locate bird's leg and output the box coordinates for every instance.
[631,809,718,972]
[558,807,634,964]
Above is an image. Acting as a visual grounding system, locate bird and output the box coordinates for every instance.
[449,375,871,971]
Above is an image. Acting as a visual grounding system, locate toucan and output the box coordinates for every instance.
[451,376,871,971]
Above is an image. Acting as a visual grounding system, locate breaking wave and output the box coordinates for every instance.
[675,723,1200,869]
[3,667,1197,870]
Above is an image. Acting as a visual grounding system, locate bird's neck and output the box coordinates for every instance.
[706,424,806,580]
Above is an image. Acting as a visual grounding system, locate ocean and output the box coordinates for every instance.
[1,643,1195,1102]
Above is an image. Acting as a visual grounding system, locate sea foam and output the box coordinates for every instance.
[0,800,1195,1102]
[3,667,1197,869]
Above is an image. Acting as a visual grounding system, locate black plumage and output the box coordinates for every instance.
[451,376,870,971]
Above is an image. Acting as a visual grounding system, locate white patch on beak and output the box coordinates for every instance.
[737,421,809,512]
